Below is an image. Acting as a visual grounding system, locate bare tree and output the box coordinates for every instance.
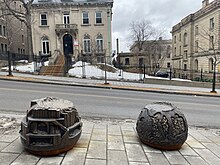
[0,0,34,61]
[197,28,220,93]
[129,19,168,74]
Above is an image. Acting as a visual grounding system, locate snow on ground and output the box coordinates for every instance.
[69,61,191,81]
[1,60,191,82]
[69,61,142,80]
[1,61,49,73]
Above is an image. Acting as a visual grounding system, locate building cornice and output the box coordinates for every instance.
[31,1,113,9]
[172,0,220,33]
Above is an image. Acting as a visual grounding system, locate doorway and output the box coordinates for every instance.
[63,34,73,56]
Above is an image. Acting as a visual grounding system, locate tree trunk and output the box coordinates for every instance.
[26,14,33,62]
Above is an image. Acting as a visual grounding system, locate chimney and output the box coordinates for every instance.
[202,0,209,8]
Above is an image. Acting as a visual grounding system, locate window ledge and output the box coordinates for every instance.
[39,25,49,28]
[94,23,104,26]
[81,24,91,26]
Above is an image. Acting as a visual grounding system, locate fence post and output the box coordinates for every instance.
[7,51,13,76]
[169,66,172,80]
[200,68,203,82]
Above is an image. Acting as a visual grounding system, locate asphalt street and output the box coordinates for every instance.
[0,79,220,128]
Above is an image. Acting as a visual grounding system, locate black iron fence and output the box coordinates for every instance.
[118,64,220,82]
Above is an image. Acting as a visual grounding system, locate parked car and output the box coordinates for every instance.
[155,70,169,78]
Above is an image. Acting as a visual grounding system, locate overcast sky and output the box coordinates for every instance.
[112,0,212,52]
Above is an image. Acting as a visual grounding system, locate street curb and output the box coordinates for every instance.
[0,76,220,98]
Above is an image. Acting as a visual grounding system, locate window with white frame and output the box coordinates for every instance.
[42,36,50,54]
[82,12,89,24]
[95,12,102,24]
[83,35,91,53]
[40,13,47,26]
[96,34,103,52]
[63,13,70,25]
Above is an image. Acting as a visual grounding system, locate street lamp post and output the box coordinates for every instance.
[210,64,217,93]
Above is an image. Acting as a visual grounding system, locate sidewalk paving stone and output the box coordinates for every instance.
[85,159,106,165]
[107,150,128,165]
[184,156,208,165]
[0,142,10,151]
[37,157,63,165]
[1,138,23,154]
[201,142,220,158]
[163,150,189,164]
[0,153,19,165]
[107,124,122,136]
[87,141,106,159]
[194,148,220,165]
[108,135,124,150]
[186,135,206,149]
[179,143,199,156]
[125,143,148,162]
[61,148,87,165]
[11,152,40,165]
[145,152,170,165]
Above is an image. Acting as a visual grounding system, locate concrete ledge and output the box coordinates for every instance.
[144,78,220,88]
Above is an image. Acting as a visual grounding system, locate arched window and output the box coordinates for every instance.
[209,58,214,72]
[194,59,198,71]
[183,33,187,46]
[83,35,91,53]
[41,36,50,55]
[96,34,103,53]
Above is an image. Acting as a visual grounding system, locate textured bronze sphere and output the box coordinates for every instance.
[136,102,188,150]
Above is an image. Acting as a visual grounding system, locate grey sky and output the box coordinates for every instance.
[112,0,210,52]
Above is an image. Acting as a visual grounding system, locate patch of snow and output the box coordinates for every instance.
[1,61,49,73]
[69,61,192,82]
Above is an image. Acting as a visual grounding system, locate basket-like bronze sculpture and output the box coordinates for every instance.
[136,102,188,150]
[20,97,82,156]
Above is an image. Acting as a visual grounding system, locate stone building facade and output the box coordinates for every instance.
[118,38,172,74]
[31,0,113,64]
[0,1,27,55]
[171,0,220,77]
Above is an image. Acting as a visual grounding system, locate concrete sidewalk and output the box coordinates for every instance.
[0,71,220,97]
[0,116,220,165]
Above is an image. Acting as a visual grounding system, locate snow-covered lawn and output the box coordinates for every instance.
[1,60,191,82]
[69,61,191,82]
[1,61,49,73]
[68,61,143,80]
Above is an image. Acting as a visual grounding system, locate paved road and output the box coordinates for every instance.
[0,79,220,128]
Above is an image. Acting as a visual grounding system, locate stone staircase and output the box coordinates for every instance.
[39,55,65,76]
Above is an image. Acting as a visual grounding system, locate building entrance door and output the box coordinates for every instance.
[63,34,73,56]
